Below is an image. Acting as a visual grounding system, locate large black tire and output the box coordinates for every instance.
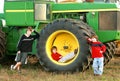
[110,42,116,54]
[37,19,96,72]
[0,29,6,61]
[104,42,117,65]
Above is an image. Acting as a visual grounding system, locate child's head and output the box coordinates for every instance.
[51,46,57,53]
[91,35,98,42]
[26,27,33,36]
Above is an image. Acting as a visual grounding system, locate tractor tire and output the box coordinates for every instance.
[110,42,116,54]
[104,42,116,65]
[104,48,111,65]
[0,29,6,61]
[37,19,96,72]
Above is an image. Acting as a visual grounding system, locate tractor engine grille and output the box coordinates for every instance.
[99,11,120,30]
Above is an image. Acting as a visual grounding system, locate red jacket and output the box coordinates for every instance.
[51,52,62,61]
[87,38,106,58]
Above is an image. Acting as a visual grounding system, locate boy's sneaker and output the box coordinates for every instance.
[94,74,101,76]
[10,65,14,70]
[18,70,21,74]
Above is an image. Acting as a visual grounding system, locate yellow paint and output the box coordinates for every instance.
[46,30,79,65]
[52,8,120,13]
[6,10,33,12]
[6,8,120,13]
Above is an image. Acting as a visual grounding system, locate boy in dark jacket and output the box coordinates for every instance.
[87,35,106,76]
[11,27,39,72]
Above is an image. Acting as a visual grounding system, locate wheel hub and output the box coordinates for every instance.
[46,30,79,65]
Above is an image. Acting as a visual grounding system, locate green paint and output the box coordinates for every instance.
[86,12,99,31]
[52,3,117,12]
[1,1,120,55]
[5,1,35,26]
[0,13,4,27]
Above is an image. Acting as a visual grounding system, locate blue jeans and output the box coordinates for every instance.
[92,57,104,75]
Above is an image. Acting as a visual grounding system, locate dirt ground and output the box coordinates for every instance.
[0,55,120,81]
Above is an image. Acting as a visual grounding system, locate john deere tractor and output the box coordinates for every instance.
[0,0,120,72]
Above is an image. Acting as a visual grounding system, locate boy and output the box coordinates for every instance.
[87,35,106,76]
[51,46,78,63]
[11,27,39,72]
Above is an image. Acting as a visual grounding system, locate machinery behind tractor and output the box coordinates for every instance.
[0,0,120,72]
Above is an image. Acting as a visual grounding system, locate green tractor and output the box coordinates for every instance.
[0,0,120,72]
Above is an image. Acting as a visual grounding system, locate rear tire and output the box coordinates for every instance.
[104,42,116,65]
[37,19,96,72]
[0,29,6,61]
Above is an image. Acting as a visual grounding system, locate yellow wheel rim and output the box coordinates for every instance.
[46,30,79,65]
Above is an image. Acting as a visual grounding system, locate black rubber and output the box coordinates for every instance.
[0,29,5,60]
[104,42,117,65]
[110,42,116,54]
[37,19,96,72]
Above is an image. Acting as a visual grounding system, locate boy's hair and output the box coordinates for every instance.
[91,35,98,40]
[27,26,33,32]
[51,46,57,50]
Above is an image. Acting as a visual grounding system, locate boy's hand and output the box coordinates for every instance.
[59,56,62,59]
[100,51,103,54]
[88,38,92,41]
[17,51,21,54]
[32,29,34,32]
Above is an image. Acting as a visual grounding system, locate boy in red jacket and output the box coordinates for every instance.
[51,46,78,63]
[87,35,106,76]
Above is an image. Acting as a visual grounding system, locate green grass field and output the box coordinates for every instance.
[0,56,120,81]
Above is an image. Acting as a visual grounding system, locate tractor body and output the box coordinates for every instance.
[0,0,120,72]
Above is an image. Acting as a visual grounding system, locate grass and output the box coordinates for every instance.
[0,57,120,81]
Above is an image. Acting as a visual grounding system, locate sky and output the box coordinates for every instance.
[0,0,4,13]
